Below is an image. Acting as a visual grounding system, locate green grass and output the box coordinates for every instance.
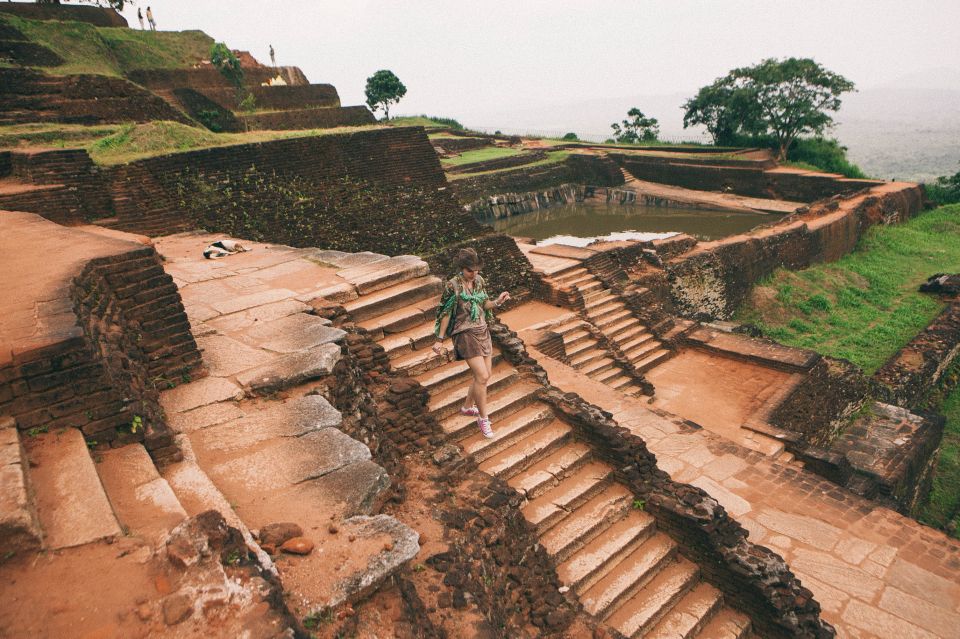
[0,123,122,149]
[735,205,960,374]
[441,146,522,166]
[918,372,960,537]
[1,15,212,76]
[83,121,386,165]
[388,115,464,130]
[445,150,570,180]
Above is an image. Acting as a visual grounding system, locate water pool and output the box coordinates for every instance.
[487,202,782,247]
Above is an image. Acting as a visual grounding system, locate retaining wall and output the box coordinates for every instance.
[0,149,112,224]
[199,84,340,111]
[127,66,309,91]
[238,105,375,130]
[612,153,880,202]
[666,184,925,320]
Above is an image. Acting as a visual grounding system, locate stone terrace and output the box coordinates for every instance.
[503,304,960,639]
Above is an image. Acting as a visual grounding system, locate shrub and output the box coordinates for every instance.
[561,132,579,141]
[925,169,960,205]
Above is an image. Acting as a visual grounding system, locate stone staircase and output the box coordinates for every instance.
[549,317,648,395]
[348,269,752,638]
[547,263,674,375]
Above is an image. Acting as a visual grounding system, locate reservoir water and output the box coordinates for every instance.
[488,202,782,247]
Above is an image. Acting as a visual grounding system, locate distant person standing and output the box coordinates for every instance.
[146,6,156,31]
[269,44,276,67]
[137,8,145,30]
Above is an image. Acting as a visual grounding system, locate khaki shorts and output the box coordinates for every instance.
[453,326,493,360]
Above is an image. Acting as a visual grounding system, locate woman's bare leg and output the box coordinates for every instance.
[465,356,491,418]
[462,381,475,411]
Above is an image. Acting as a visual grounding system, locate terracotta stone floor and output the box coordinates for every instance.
[527,348,960,639]
[645,350,793,455]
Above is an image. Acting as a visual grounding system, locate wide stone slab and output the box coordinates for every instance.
[207,428,371,493]
[195,334,274,377]
[189,395,342,462]
[284,459,391,518]
[206,299,311,333]
[238,313,343,353]
[0,424,41,552]
[28,428,121,549]
[237,343,341,394]
[335,255,429,295]
[309,250,388,269]
[161,376,244,414]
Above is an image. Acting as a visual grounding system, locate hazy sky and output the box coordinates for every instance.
[118,1,960,132]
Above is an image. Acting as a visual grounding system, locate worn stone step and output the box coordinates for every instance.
[477,419,571,479]
[695,608,752,639]
[95,444,187,545]
[26,429,122,550]
[335,255,430,295]
[581,531,678,619]
[415,353,504,395]
[237,342,342,395]
[508,441,593,499]
[562,329,592,349]
[607,374,634,390]
[428,364,518,421]
[556,319,588,336]
[581,357,616,377]
[587,302,626,323]
[558,509,656,593]
[460,404,555,462]
[539,483,633,563]
[618,330,655,352]
[379,322,436,358]
[635,348,673,373]
[646,581,723,639]
[612,324,649,346]
[569,342,602,364]
[595,366,626,385]
[522,461,613,532]
[442,383,541,441]
[596,310,634,330]
[392,343,450,377]
[584,292,615,310]
[342,276,441,322]
[626,339,661,362]
[357,304,430,338]
[552,266,589,283]
[0,423,41,552]
[605,558,700,636]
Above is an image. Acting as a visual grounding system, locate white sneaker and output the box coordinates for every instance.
[477,416,494,439]
[460,406,480,416]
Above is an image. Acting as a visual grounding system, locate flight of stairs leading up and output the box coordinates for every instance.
[347,267,751,638]
[547,264,674,375]
[550,317,648,395]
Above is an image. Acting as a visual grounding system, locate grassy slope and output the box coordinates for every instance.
[922,377,960,535]
[441,146,522,166]
[735,205,960,374]
[1,15,212,76]
[445,150,570,180]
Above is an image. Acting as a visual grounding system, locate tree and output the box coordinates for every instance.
[210,42,243,91]
[561,132,579,141]
[610,108,660,143]
[683,57,855,159]
[364,70,406,121]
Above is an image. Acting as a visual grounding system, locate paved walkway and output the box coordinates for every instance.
[523,345,960,638]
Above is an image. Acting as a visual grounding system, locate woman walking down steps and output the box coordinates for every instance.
[433,248,511,439]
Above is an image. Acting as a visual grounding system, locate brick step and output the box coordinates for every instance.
[460,404,555,463]
[580,357,616,377]
[556,319,588,336]
[584,292,615,310]
[604,317,640,339]
[442,383,542,441]
[428,364,519,421]
[594,366,626,385]
[477,419,572,478]
[342,276,441,322]
[550,266,589,283]
[646,581,723,639]
[581,285,609,301]
[606,374,635,390]
[568,341,601,362]
[581,531,678,618]
[539,483,633,562]
[557,509,656,593]
[605,558,700,636]
[95,443,187,545]
[634,348,673,373]
[563,329,593,350]
[522,461,613,533]
[695,608,752,639]
[507,441,593,499]
[587,302,627,323]
[25,428,122,550]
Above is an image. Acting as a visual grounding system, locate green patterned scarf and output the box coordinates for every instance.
[434,276,490,337]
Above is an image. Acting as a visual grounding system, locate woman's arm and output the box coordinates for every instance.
[436,314,451,338]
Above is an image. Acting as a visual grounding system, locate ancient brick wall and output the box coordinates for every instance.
[0,69,191,126]
[450,154,624,204]
[238,105,375,130]
[0,149,112,224]
[0,3,127,26]
[430,136,491,153]
[666,185,925,320]
[127,66,309,91]
[199,84,340,111]
[612,153,880,202]
[169,88,244,133]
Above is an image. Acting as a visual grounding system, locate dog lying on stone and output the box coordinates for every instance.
[203,240,251,259]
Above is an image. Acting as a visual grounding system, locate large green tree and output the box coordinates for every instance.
[683,57,855,159]
[610,107,660,143]
[364,70,407,121]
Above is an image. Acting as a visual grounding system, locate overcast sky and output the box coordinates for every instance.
[118,1,960,133]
